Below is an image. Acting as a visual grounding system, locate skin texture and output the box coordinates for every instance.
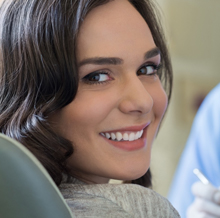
[51,0,168,184]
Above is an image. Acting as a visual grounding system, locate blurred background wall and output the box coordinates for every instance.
[152,0,220,196]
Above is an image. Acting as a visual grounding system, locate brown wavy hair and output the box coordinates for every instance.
[0,0,172,187]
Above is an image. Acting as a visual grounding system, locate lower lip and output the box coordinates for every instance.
[101,127,148,151]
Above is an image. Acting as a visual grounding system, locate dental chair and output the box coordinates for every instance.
[0,133,73,218]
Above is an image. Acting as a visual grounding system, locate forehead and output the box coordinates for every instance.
[77,0,155,61]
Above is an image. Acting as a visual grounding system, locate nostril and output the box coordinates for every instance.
[117,76,154,114]
[118,94,153,114]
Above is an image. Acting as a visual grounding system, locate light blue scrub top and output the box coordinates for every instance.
[168,83,220,218]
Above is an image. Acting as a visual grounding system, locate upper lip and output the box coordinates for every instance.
[101,122,150,133]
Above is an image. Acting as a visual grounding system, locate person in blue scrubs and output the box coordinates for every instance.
[168,83,220,218]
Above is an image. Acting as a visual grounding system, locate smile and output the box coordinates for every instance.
[101,130,143,142]
[100,123,150,151]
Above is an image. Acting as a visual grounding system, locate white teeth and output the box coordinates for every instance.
[116,132,123,141]
[101,130,144,141]
[111,133,116,140]
[139,130,143,138]
[135,132,140,140]
[129,132,135,141]
[123,133,129,141]
[106,133,111,139]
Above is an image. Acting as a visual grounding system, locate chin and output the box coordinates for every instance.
[112,166,149,182]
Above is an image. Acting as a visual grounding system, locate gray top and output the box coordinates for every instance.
[60,178,180,217]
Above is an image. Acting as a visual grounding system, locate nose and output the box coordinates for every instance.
[118,76,153,115]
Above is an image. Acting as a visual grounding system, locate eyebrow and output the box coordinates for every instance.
[144,47,161,60]
[78,47,161,67]
[78,57,123,67]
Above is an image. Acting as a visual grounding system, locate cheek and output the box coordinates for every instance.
[67,90,118,126]
[151,82,168,119]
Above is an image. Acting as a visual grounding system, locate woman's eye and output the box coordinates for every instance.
[82,72,111,84]
[137,64,160,76]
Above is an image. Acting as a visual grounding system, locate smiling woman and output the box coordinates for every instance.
[0,0,179,217]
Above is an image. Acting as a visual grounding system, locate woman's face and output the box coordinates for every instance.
[52,0,167,184]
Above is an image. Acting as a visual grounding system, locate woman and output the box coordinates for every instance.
[0,0,179,216]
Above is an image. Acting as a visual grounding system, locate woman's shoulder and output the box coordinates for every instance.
[60,182,180,217]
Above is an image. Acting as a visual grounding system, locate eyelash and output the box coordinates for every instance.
[137,63,162,76]
[82,63,162,85]
[82,71,112,85]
